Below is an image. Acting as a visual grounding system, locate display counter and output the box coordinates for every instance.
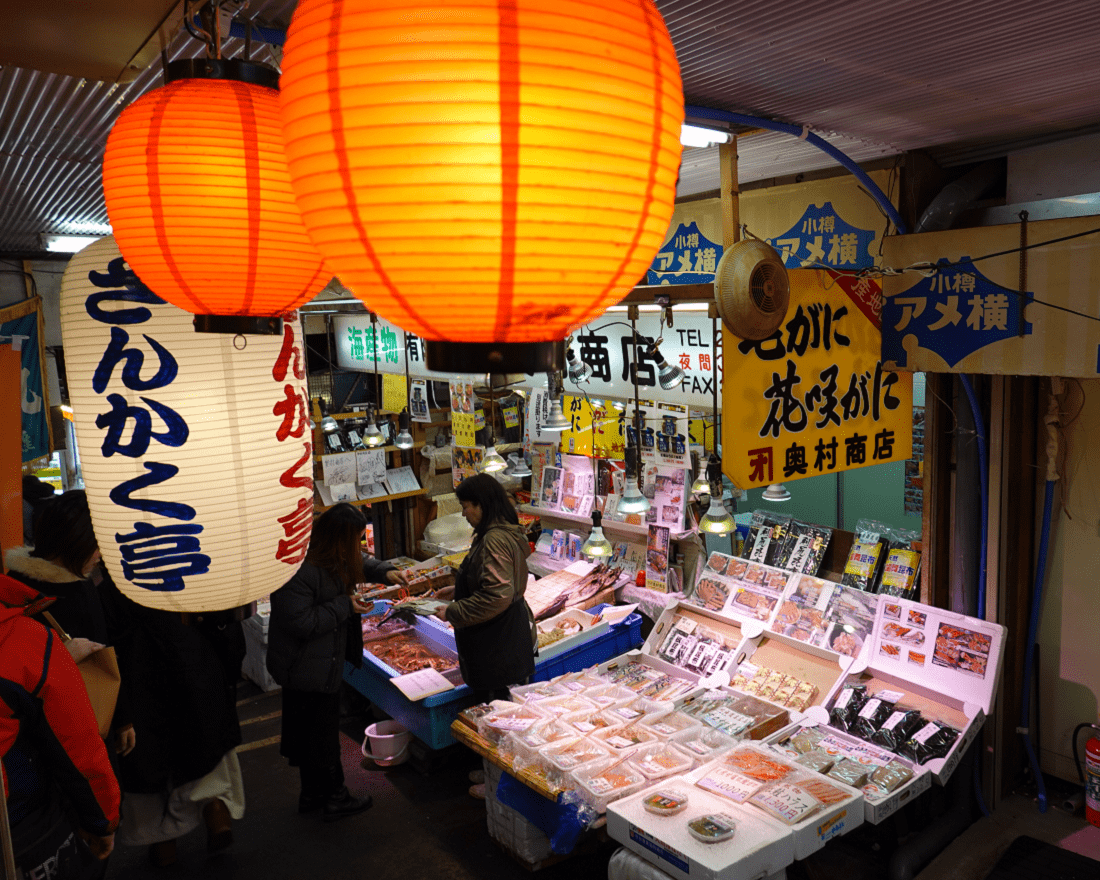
[449,552,1006,879]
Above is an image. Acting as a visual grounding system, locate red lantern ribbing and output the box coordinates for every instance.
[278,0,683,371]
[103,59,330,334]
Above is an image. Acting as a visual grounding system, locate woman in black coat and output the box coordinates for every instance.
[267,503,398,822]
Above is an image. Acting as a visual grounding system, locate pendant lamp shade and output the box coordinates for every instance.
[279,0,683,368]
[102,60,329,324]
[59,237,314,611]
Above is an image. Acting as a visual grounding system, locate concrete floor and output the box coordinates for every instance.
[102,680,1100,880]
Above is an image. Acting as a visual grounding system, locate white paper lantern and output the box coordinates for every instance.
[60,236,313,611]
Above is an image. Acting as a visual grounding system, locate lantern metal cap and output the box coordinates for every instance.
[166,58,279,89]
[426,340,565,375]
[193,315,283,335]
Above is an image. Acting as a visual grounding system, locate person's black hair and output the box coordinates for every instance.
[305,503,369,593]
[30,489,99,578]
[22,474,56,502]
[454,473,518,539]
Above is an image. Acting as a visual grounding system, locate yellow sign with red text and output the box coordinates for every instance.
[722,269,912,490]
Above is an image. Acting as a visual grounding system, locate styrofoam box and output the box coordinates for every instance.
[704,743,864,860]
[595,650,704,710]
[763,721,930,825]
[536,608,610,661]
[846,596,1006,786]
[606,777,794,880]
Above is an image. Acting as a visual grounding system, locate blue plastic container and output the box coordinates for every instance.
[344,608,644,750]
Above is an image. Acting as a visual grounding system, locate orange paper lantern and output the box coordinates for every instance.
[103,60,329,330]
[279,0,683,371]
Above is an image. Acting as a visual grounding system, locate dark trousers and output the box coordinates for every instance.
[280,688,344,799]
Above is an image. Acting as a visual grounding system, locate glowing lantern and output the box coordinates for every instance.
[279,0,683,372]
[60,237,314,611]
[103,59,330,333]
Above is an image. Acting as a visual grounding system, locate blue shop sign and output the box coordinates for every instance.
[882,258,1033,369]
[646,221,722,285]
[768,201,876,270]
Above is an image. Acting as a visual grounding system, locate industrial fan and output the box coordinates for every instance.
[713,239,790,340]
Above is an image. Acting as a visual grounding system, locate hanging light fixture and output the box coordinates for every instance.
[479,373,509,473]
[581,511,613,559]
[103,8,328,334]
[699,454,733,534]
[691,452,715,497]
[361,412,386,447]
[617,443,650,514]
[762,483,792,502]
[566,339,593,384]
[278,0,683,372]
[541,372,572,432]
[505,453,532,478]
[394,331,415,449]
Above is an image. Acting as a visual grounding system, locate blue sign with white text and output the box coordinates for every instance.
[881,258,1033,369]
[646,221,722,285]
[768,201,876,270]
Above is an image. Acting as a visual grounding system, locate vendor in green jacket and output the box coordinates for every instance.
[434,474,537,702]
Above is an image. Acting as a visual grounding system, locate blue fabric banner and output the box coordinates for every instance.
[0,297,50,463]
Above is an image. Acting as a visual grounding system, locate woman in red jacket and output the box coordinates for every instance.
[1,573,120,879]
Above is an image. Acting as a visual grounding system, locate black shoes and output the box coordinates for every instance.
[322,786,373,822]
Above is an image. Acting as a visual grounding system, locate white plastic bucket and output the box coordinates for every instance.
[361,720,411,767]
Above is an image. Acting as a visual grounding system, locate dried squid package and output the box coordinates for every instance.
[870,708,924,752]
[776,520,833,575]
[742,510,792,567]
[828,683,867,733]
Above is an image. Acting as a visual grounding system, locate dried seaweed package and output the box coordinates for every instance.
[870,708,924,752]
[777,520,833,575]
[742,510,792,567]
[828,683,867,733]
[898,721,960,764]
[841,519,891,592]
[877,529,922,597]
[850,692,901,741]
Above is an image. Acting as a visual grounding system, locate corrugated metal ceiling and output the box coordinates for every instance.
[2,0,1100,255]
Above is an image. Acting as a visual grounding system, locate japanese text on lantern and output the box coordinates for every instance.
[725,280,910,488]
[272,324,312,564]
[85,258,211,592]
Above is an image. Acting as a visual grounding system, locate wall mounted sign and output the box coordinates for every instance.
[722,269,913,490]
[646,221,723,285]
[881,216,1100,376]
[767,201,877,270]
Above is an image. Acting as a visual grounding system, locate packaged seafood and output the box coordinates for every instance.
[592,722,658,753]
[627,741,694,781]
[642,788,690,816]
[687,812,737,843]
[477,703,548,746]
[638,710,702,740]
[572,758,647,812]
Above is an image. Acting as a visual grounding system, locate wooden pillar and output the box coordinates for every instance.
[719,138,740,249]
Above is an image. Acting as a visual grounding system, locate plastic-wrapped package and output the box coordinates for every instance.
[828,683,868,733]
[898,720,960,764]
[669,725,740,761]
[750,781,824,825]
[827,758,870,788]
[776,520,833,575]
[477,702,547,745]
[572,758,647,813]
[850,693,898,741]
[627,741,695,781]
[508,718,577,769]
[877,546,922,599]
[592,722,658,754]
[741,510,793,567]
[795,749,835,774]
[841,519,891,592]
[870,761,915,793]
[786,726,826,755]
[870,708,924,752]
[797,777,852,806]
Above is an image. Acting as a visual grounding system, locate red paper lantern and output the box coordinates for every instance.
[103,59,329,332]
[279,0,683,371]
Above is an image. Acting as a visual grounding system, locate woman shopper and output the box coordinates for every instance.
[267,503,396,822]
[433,473,537,702]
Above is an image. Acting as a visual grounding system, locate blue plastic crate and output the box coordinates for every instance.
[344,608,644,750]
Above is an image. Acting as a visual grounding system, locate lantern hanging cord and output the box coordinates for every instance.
[741,221,1100,325]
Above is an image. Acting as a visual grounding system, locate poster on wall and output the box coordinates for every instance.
[645,525,671,593]
[722,268,913,491]
[409,379,431,422]
[0,297,50,463]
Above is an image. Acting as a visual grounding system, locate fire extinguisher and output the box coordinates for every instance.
[1086,735,1100,827]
